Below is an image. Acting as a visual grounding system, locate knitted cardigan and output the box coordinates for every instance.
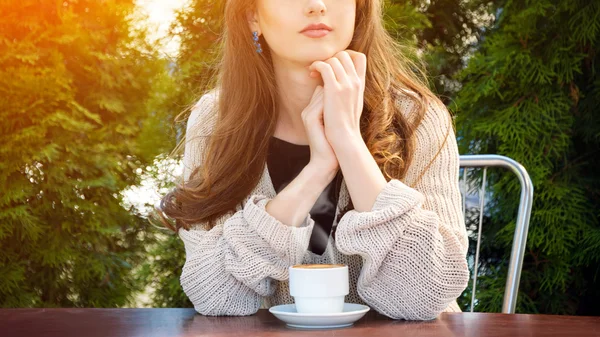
[177,89,469,320]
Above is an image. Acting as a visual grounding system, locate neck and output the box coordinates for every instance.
[272,56,323,144]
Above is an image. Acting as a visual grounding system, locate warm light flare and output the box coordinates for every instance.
[135,0,189,56]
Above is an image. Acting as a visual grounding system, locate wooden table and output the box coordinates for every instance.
[1,308,599,337]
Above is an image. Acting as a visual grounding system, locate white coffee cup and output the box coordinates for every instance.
[288,264,349,314]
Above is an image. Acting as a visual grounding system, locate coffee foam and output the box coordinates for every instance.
[291,264,345,269]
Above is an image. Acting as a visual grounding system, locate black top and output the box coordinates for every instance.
[266,136,342,255]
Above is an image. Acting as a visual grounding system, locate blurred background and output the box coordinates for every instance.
[0,0,598,315]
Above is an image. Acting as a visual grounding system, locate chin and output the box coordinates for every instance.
[309,48,340,62]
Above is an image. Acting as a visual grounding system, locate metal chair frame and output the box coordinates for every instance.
[459,155,534,314]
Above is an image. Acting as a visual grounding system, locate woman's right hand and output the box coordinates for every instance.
[301,85,339,183]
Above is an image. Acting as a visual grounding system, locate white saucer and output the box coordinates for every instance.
[268,303,370,329]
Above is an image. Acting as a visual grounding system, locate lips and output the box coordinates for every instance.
[300,23,332,38]
[300,23,333,33]
[302,29,330,38]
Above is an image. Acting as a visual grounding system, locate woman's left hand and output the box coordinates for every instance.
[309,50,367,150]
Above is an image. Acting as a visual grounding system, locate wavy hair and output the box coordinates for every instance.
[158,0,449,232]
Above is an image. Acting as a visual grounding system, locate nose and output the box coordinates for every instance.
[306,1,326,16]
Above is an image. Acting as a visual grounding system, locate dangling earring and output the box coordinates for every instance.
[253,31,263,54]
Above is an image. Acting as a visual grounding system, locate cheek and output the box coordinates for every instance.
[261,26,295,56]
[259,9,296,48]
[335,18,356,49]
[341,4,357,32]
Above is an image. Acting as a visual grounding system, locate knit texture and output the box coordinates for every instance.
[178,89,469,320]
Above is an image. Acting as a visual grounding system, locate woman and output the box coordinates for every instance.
[159,0,469,320]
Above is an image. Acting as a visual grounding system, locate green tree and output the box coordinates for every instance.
[386,0,496,103]
[455,0,600,314]
[0,0,168,307]
[137,0,224,308]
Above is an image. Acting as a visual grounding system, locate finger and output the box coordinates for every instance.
[344,50,367,80]
[309,85,324,104]
[311,87,324,109]
[311,84,323,97]
[325,57,348,84]
[309,61,338,88]
[302,86,324,120]
[334,51,358,79]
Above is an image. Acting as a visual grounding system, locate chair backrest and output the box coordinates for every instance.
[459,155,534,314]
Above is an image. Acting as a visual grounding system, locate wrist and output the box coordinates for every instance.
[302,163,337,189]
[326,127,362,149]
[330,134,365,157]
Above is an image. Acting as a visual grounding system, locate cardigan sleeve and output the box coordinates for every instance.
[178,91,314,316]
[334,99,469,320]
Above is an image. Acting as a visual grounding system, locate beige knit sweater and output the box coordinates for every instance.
[178,89,469,320]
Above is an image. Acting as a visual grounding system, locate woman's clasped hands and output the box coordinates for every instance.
[301,49,367,180]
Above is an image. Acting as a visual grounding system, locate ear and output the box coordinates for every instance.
[246,9,260,34]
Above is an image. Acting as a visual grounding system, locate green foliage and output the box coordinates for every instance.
[127,155,191,308]
[135,0,224,308]
[455,0,600,314]
[0,0,170,307]
[165,0,224,120]
[137,232,191,308]
[385,0,496,102]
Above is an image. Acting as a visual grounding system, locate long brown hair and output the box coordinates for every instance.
[158,0,449,232]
